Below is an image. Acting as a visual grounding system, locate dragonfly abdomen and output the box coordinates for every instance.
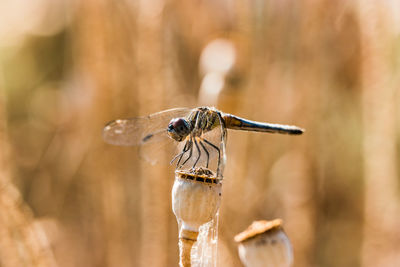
[223,114,304,135]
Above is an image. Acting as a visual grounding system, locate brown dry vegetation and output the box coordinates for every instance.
[0,0,399,266]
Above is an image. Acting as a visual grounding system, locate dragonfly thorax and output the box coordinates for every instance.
[167,118,191,142]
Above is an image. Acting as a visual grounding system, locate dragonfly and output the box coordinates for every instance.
[102,107,304,177]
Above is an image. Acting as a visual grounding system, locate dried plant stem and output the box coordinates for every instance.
[179,229,199,267]
[358,1,400,266]
[135,1,170,266]
[0,71,56,266]
[172,169,222,266]
[0,184,57,267]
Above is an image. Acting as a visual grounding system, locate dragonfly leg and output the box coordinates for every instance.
[193,138,201,168]
[171,140,190,166]
[180,137,194,168]
[203,139,220,170]
[199,139,209,168]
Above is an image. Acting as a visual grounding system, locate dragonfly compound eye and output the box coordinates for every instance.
[168,118,190,141]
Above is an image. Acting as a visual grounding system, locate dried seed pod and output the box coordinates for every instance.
[234,219,293,267]
[172,168,222,267]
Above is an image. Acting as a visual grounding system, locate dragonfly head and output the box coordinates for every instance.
[168,118,191,142]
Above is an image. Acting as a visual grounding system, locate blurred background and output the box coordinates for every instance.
[0,0,399,266]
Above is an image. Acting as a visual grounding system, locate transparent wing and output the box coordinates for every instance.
[102,107,192,146]
[138,136,181,165]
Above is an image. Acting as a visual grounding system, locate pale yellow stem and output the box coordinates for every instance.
[179,229,199,267]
